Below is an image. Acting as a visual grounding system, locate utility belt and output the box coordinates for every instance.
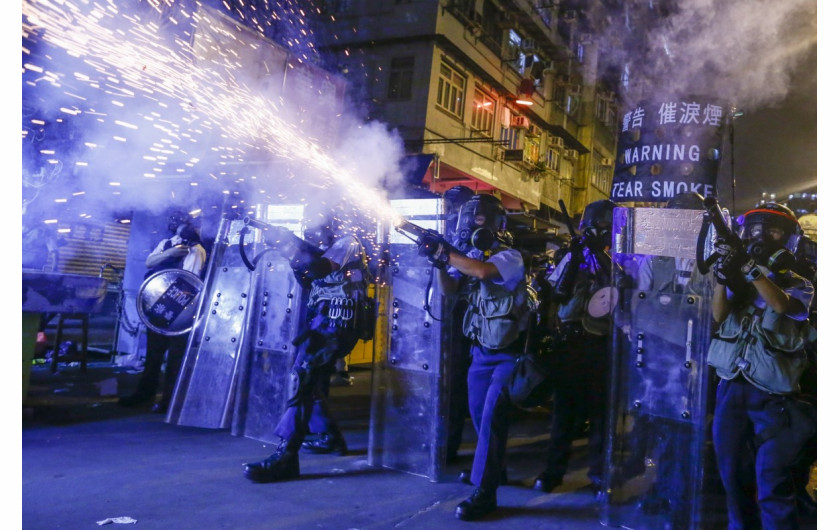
[555,320,585,344]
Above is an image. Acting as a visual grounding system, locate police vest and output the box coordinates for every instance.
[707,304,810,394]
[308,252,369,307]
[461,246,530,351]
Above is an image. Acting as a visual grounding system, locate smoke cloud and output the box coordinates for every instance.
[594,0,817,112]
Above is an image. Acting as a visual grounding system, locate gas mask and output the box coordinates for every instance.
[578,199,617,252]
[167,212,191,234]
[454,195,506,253]
[304,223,336,251]
[736,204,801,273]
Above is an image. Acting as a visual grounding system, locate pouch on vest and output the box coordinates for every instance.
[708,308,809,394]
[463,282,527,350]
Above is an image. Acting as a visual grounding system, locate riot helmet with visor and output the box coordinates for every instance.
[579,199,617,251]
[454,194,506,252]
[736,203,801,266]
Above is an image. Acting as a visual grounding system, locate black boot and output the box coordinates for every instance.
[533,470,563,492]
[455,488,497,521]
[243,439,300,483]
[301,432,348,455]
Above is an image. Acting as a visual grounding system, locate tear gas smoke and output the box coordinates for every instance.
[22,0,407,241]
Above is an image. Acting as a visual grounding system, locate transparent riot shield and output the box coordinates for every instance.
[601,207,724,529]
[368,198,452,481]
[230,204,307,443]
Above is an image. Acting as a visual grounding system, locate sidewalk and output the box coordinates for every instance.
[23,361,607,529]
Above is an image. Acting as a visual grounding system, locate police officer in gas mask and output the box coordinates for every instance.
[243,209,370,483]
[536,199,616,494]
[708,202,815,529]
[415,194,530,521]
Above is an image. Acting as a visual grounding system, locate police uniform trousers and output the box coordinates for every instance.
[467,343,518,491]
[713,376,813,530]
[136,329,188,407]
[545,326,608,486]
[273,301,360,448]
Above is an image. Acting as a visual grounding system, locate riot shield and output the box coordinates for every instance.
[368,198,452,481]
[601,207,724,529]
[166,215,253,428]
[231,204,307,443]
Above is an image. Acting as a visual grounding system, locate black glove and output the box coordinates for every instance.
[417,232,450,269]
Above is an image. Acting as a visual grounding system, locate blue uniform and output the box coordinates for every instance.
[450,247,527,492]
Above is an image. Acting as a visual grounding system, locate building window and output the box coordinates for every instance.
[387,57,414,100]
[592,155,613,193]
[471,89,494,134]
[436,62,465,118]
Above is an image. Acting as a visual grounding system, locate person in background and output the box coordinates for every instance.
[119,211,206,412]
[534,199,616,494]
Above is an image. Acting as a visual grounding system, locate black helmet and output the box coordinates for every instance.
[737,202,802,264]
[454,194,506,252]
[303,209,338,250]
[443,185,475,208]
[167,210,192,234]
[666,192,704,210]
[579,199,616,250]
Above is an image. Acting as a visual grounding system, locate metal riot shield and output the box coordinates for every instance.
[601,207,724,529]
[166,214,253,428]
[368,198,452,481]
[231,204,307,443]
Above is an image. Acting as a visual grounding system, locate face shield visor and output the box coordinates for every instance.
[736,207,801,268]
[454,196,505,252]
[579,200,616,251]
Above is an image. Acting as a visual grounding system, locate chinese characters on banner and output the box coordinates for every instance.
[610,97,726,203]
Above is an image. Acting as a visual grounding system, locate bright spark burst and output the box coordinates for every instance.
[23,0,401,225]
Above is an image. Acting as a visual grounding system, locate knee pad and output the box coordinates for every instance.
[287,365,306,404]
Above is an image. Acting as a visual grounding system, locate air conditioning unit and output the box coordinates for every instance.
[510,115,530,129]
[520,38,536,52]
[526,124,540,137]
[492,146,506,161]
[564,149,579,161]
[548,136,563,148]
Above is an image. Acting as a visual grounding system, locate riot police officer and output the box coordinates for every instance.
[708,202,815,529]
[535,199,616,493]
[416,194,530,521]
[119,210,206,412]
[243,210,369,482]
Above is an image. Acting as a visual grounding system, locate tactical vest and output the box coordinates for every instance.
[308,254,369,307]
[707,304,810,394]
[462,246,530,351]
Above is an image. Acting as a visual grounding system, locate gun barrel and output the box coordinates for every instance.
[242,217,274,231]
[702,197,734,238]
[394,218,430,241]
